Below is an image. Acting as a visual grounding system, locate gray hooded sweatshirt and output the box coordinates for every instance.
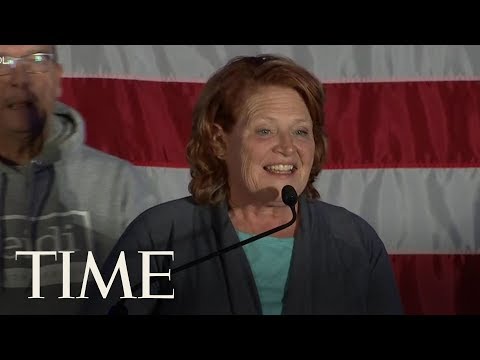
[0,101,160,314]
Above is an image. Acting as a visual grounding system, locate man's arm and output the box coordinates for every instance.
[119,163,162,231]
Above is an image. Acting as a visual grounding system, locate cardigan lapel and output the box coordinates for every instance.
[282,195,314,314]
[210,202,262,314]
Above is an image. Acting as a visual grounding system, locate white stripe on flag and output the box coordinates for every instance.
[58,45,480,82]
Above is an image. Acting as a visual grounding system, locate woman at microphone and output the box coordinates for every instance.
[82,54,404,315]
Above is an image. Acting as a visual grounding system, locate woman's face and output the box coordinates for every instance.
[223,85,316,207]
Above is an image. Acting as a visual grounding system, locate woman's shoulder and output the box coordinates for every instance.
[304,198,385,250]
[119,196,213,243]
[306,198,366,224]
[131,196,206,222]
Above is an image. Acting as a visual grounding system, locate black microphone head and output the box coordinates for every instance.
[281,185,298,207]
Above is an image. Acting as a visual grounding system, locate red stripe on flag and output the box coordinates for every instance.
[60,78,480,168]
[390,254,480,315]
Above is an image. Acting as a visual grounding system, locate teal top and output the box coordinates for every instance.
[237,231,294,315]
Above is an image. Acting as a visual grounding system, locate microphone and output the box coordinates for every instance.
[108,185,298,315]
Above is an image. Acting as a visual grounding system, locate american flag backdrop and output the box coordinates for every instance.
[57,45,480,315]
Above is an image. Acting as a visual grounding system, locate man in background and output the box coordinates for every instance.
[0,45,160,314]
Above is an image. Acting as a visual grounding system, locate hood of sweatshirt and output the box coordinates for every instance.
[0,101,86,288]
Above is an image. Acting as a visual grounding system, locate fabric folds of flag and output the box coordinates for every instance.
[58,45,480,315]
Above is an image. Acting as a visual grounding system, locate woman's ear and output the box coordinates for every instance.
[211,123,226,159]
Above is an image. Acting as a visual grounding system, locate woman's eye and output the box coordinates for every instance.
[257,129,271,135]
[295,129,309,136]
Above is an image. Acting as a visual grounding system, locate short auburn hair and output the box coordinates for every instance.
[186,54,328,205]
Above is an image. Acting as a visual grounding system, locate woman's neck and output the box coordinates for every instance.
[228,202,298,238]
